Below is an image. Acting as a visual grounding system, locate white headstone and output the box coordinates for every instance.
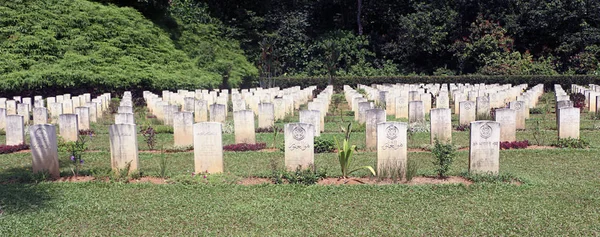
[494,108,517,142]
[558,107,580,139]
[173,112,194,147]
[233,110,256,144]
[33,107,48,125]
[30,124,59,178]
[365,109,386,150]
[430,108,452,144]
[469,121,500,174]
[58,114,79,142]
[193,122,223,173]
[6,115,24,145]
[377,122,408,178]
[284,123,315,170]
[109,124,139,172]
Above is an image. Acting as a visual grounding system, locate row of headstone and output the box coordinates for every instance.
[2,93,110,145]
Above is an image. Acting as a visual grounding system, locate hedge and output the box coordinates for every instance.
[273,75,600,91]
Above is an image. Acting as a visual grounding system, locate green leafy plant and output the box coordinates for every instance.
[158,148,168,178]
[111,162,132,183]
[67,133,92,177]
[531,119,546,146]
[431,139,456,178]
[314,137,334,153]
[552,138,590,149]
[335,123,375,179]
[406,158,418,182]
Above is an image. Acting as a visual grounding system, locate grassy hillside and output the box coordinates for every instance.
[0,0,256,96]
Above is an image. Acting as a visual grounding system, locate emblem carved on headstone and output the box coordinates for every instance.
[292,125,306,141]
[480,124,492,139]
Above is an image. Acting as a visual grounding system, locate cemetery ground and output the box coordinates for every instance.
[1,92,599,235]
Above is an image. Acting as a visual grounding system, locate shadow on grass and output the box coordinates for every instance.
[0,183,54,214]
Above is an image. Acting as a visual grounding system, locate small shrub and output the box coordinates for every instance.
[0,143,29,154]
[431,139,456,178]
[552,138,589,148]
[455,124,470,131]
[223,143,267,152]
[78,129,95,136]
[153,125,173,134]
[529,107,544,114]
[67,133,92,177]
[570,93,586,109]
[222,121,234,134]
[165,145,193,152]
[271,165,327,185]
[255,126,283,133]
[139,126,157,150]
[0,129,5,135]
[500,140,529,150]
[314,137,334,153]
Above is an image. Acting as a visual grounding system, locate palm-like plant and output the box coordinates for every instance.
[335,123,375,179]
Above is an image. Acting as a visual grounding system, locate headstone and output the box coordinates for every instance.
[30,124,59,178]
[193,122,223,173]
[377,122,408,178]
[114,113,135,124]
[49,103,63,123]
[274,98,286,120]
[476,96,490,119]
[284,123,315,170]
[62,100,73,114]
[58,114,79,142]
[558,107,580,139]
[232,99,246,112]
[258,103,275,129]
[0,108,6,130]
[299,110,321,137]
[459,101,476,125]
[436,94,450,109]
[6,115,24,145]
[117,106,133,114]
[85,102,97,123]
[509,101,526,130]
[6,100,16,115]
[194,99,208,122]
[209,104,227,124]
[494,108,517,142]
[163,104,179,126]
[365,109,386,150]
[173,112,194,147]
[469,121,500,174]
[408,101,425,123]
[421,93,432,114]
[233,110,256,144]
[184,97,195,112]
[395,96,408,119]
[75,107,90,130]
[357,101,372,124]
[33,107,48,125]
[109,124,139,172]
[17,103,30,124]
[430,108,452,144]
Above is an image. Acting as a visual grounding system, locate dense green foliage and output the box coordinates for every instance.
[200,0,600,79]
[0,0,256,96]
[274,75,600,90]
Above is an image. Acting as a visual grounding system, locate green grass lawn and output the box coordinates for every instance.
[1,92,600,235]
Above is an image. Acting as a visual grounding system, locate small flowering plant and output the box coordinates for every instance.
[68,131,93,177]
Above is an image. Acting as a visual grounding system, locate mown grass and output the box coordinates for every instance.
[1,92,600,235]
